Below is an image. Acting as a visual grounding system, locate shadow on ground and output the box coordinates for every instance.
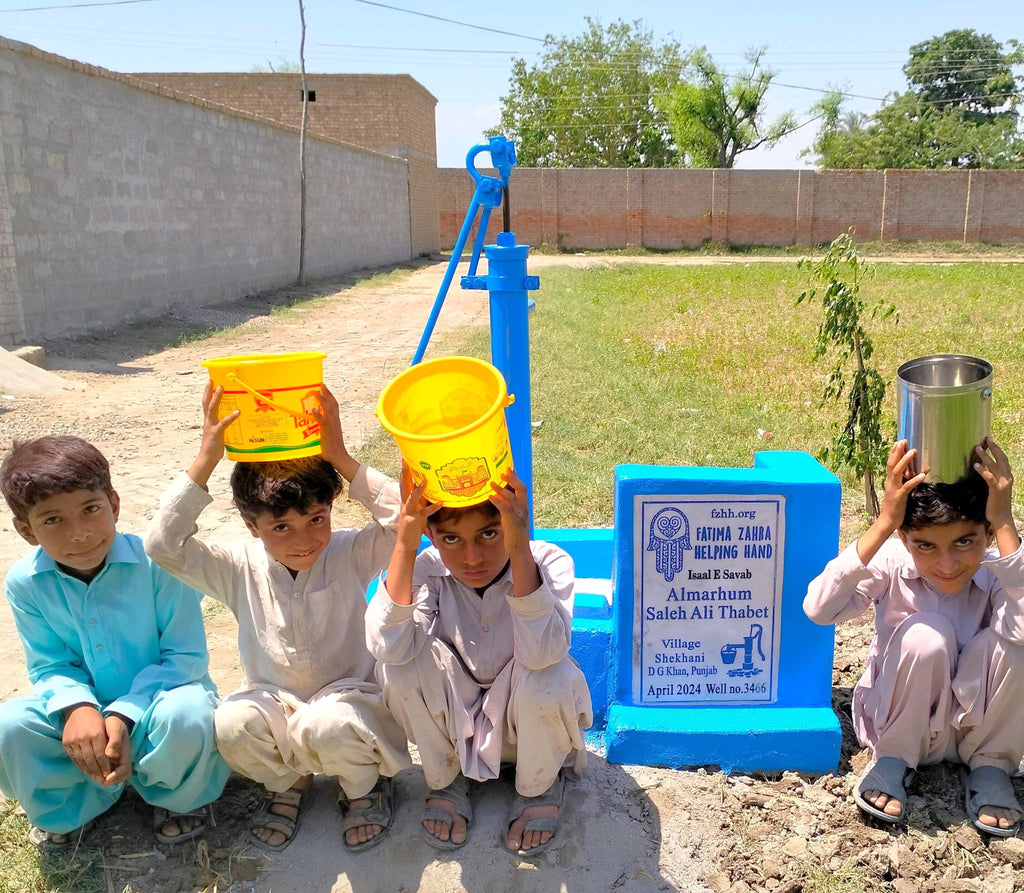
[241,754,677,893]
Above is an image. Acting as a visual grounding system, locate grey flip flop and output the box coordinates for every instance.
[853,756,914,824]
[963,765,1022,838]
[505,770,564,857]
[421,773,473,850]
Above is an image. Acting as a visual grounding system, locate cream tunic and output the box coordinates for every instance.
[366,541,593,790]
[146,466,400,699]
[144,466,411,795]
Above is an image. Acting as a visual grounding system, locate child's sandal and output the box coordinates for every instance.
[853,756,914,825]
[28,819,94,850]
[505,770,564,857]
[249,785,308,852]
[339,776,393,853]
[421,773,472,850]
[963,765,1023,838]
[153,803,211,845]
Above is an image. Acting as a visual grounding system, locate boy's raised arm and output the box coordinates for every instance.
[311,384,359,482]
[857,440,927,565]
[974,436,1022,558]
[188,381,240,490]
[384,480,439,606]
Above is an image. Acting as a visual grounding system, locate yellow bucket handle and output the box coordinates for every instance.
[226,372,310,420]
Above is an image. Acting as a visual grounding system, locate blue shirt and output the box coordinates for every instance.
[4,532,215,725]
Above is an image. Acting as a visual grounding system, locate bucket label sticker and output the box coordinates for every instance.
[632,495,785,705]
[436,457,491,500]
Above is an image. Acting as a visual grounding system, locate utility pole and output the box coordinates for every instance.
[297,0,308,286]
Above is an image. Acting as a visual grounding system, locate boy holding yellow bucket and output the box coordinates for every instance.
[365,467,593,857]
[145,382,409,853]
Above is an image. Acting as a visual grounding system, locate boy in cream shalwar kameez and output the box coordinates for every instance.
[365,470,592,856]
[145,383,409,853]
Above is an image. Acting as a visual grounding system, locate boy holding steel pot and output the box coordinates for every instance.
[804,436,1024,837]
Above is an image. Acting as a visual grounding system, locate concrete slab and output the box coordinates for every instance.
[0,345,81,396]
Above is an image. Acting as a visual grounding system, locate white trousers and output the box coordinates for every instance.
[378,637,593,797]
[855,614,1024,775]
[214,681,411,799]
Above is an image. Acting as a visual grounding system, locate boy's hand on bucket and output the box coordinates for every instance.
[385,480,440,606]
[974,437,1021,556]
[490,470,541,597]
[189,382,240,489]
[311,385,358,481]
[398,479,440,550]
[399,461,416,503]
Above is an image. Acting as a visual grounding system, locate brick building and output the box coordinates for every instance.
[131,72,440,256]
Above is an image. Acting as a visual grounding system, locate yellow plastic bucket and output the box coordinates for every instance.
[202,352,326,462]
[377,356,515,506]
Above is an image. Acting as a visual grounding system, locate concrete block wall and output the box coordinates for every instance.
[130,73,440,257]
[0,38,412,344]
[437,166,1024,250]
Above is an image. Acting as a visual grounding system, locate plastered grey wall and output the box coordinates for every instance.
[0,37,412,344]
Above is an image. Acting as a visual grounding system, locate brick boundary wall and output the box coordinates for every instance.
[438,167,1024,250]
[0,37,414,345]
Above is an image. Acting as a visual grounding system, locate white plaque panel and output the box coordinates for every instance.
[632,495,785,705]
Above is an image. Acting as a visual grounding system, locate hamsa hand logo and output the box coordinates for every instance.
[647,507,692,582]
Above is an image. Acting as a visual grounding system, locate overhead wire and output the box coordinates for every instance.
[0,0,155,11]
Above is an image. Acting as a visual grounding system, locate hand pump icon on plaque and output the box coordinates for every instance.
[720,624,765,678]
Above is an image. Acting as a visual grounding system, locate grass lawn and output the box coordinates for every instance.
[365,259,1024,534]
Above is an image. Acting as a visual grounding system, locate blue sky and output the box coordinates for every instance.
[0,0,1019,168]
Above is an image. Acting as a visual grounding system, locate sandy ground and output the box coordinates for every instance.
[3,253,1024,893]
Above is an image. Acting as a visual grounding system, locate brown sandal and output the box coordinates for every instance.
[249,785,308,852]
[339,776,393,852]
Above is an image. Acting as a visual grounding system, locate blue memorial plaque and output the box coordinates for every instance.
[635,496,784,706]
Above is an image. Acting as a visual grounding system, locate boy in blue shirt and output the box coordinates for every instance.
[0,436,230,847]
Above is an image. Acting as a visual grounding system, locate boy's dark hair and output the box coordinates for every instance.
[901,471,989,532]
[426,499,500,528]
[0,436,113,521]
[230,457,344,521]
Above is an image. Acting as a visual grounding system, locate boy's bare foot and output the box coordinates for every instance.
[250,776,311,851]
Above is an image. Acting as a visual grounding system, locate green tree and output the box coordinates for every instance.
[807,30,1024,169]
[658,47,797,168]
[810,91,1024,169]
[904,29,1021,122]
[796,232,896,518]
[490,18,685,167]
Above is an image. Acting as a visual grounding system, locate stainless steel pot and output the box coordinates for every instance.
[896,354,992,483]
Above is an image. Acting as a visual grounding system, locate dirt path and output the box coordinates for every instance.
[2,253,1023,893]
